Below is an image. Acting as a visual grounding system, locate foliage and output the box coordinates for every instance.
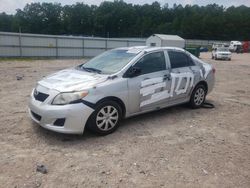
[0,1,250,40]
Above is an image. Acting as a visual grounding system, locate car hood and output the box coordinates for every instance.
[38,68,109,92]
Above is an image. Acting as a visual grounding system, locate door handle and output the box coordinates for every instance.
[163,74,171,81]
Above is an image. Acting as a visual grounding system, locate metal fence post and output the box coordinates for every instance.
[105,39,108,51]
[18,32,22,57]
[82,39,85,57]
[56,37,58,58]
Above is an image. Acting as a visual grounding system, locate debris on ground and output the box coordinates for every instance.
[16,75,23,80]
[36,164,48,174]
[202,169,208,175]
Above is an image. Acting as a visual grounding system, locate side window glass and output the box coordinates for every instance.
[135,51,166,75]
[168,51,190,69]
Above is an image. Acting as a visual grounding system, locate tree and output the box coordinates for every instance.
[0,13,13,32]
[0,1,249,40]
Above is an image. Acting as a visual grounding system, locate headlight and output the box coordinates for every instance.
[52,91,88,105]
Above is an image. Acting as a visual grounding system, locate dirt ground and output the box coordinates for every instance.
[0,52,249,188]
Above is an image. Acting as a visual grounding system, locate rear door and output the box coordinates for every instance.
[167,50,197,101]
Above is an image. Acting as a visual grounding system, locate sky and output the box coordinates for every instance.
[0,0,250,14]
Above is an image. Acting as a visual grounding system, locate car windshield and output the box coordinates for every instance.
[78,49,139,74]
[217,48,229,52]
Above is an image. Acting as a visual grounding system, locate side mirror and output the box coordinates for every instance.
[126,67,141,78]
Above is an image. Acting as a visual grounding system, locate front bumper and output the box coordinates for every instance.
[216,55,231,60]
[28,97,94,134]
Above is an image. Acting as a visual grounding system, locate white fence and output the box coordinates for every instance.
[185,39,230,46]
[0,32,229,58]
[0,32,145,58]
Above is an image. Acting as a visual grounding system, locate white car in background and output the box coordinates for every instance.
[212,43,229,50]
[229,41,242,52]
[212,47,232,61]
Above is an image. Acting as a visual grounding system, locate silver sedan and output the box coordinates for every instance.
[28,46,215,135]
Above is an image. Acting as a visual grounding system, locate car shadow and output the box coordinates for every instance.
[32,99,216,146]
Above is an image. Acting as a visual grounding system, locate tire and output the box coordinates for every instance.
[189,84,207,109]
[86,101,122,135]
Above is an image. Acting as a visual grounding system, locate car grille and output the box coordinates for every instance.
[31,111,42,121]
[33,90,49,102]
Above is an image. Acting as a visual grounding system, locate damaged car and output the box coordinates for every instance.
[28,46,215,135]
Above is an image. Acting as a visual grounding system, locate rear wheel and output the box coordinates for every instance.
[189,84,207,109]
[86,101,122,135]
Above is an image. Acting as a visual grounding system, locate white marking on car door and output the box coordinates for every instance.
[140,72,194,107]
[173,72,194,95]
[140,82,166,97]
[141,77,163,87]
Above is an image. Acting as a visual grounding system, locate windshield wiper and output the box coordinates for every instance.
[81,66,102,74]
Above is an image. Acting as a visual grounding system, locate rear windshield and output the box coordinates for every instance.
[217,48,229,52]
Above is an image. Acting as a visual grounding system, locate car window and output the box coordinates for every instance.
[134,51,166,75]
[168,50,193,68]
[217,48,229,52]
[188,55,195,66]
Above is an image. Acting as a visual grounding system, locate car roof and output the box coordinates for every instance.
[115,46,185,53]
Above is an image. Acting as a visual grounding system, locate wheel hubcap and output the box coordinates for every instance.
[96,106,118,131]
[194,88,205,105]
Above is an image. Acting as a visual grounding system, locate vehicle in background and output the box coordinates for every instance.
[199,47,209,52]
[28,46,215,135]
[235,45,244,54]
[229,41,243,52]
[212,47,232,60]
[212,43,229,50]
[243,41,250,53]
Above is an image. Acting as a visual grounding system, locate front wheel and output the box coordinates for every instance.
[189,84,207,109]
[86,101,122,135]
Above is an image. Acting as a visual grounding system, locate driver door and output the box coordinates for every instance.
[125,51,172,115]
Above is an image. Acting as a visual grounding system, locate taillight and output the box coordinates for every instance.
[212,67,216,74]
